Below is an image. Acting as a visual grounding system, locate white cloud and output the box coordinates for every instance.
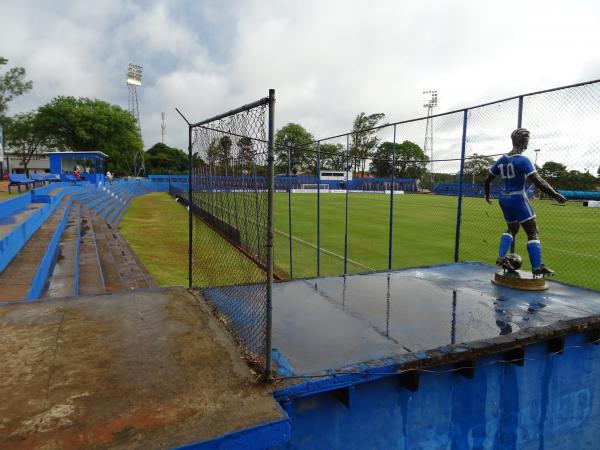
[1,0,599,170]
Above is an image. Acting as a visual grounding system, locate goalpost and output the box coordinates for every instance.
[299,184,331,192]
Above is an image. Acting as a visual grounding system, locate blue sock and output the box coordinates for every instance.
[499,233,513,257]
[527,240,542,269]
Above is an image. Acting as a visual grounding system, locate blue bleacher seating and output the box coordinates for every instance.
[30,174,48,186]
[64,174,83,184]
[44,174,61,183]
[8,174,36,194]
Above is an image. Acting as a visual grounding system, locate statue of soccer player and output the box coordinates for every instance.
[484,128,566,276]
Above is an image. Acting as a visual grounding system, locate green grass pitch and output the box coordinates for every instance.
[122,192,600,291]
[273,193,600,291]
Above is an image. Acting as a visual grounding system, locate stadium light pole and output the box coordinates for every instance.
[423,90,438,188]
[534,148,541,167]
[127,63,145,176]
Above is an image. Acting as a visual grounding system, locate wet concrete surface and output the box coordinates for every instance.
[77,208,105,295]
[43,207,79,298]
[0,287,283,449]
[0,199,70,302]
[271,263,600,375]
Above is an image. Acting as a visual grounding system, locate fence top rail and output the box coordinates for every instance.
[182,77,600,160]
[189,96,270,128]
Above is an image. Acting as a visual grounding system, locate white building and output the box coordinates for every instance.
[2,151,50,175]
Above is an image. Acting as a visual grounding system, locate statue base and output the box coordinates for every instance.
[492,269,549,291]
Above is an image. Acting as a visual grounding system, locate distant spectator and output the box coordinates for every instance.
[106,170,113,184]
[73,167,81,181]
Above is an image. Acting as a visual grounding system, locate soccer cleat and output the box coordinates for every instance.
[532,265,555,277]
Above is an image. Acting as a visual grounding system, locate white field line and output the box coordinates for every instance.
[274,228,376,272]
[181,194,376,271]
[544,246,600,260]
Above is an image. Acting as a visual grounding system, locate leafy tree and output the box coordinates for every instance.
[538,161,567,187]
[3,111,44,176]
[370,140,428,178]
[561,170,597,191]
[145,142,187,174]
[36,96,142,176]
[274,123,315,173]
[464,153,495,184]
[237,136,255,170]
[350,112,385,177]
[218,136,232,168]
[320,143,345,171]
[206,135,235,175]
[0,57,33,117]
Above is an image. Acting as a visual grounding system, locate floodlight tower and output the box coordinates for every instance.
[423,90,438,187]
[127,63,145,176]
[161,112,166,144]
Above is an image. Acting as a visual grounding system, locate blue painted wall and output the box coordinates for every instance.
[274,332,600,449]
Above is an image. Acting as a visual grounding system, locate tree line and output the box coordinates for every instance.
[273,113,430,179]
[0,56,187,177]
[462,153,598,192]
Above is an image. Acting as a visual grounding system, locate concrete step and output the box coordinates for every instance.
[77,205,106,296]
[91,213,127,292]
[92,215,154,292]
[88,194,112,210]
[79,193,105,208]
[0,197,71,302]
[100,197,125,220]
[43,204,80,299]
[111,195,134,225]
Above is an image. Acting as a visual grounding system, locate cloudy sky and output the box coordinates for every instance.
[2,0,599,162]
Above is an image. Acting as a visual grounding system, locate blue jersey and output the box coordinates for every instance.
[489,154,536,194]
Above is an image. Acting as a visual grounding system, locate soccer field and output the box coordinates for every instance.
[123,192,600,291]
[273,193,600,291]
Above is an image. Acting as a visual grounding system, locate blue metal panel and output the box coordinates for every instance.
[274,334,600,449]
[49,154,61,174]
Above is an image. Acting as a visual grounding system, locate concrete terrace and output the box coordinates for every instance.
[0,179,291,449]
[0,181,159,302]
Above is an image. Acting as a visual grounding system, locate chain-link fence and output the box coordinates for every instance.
[275,79,600,291]
[178,91,275,377]
[176,80,599,379]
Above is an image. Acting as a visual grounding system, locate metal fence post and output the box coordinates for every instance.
[265,89,275,380]
[187,125,193,288]
[517,95,524,127]
[454,109,468,262]
[388,125,397,271]
[316,141,321,277]
[344,135,350,275]
[287,147,293,279]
